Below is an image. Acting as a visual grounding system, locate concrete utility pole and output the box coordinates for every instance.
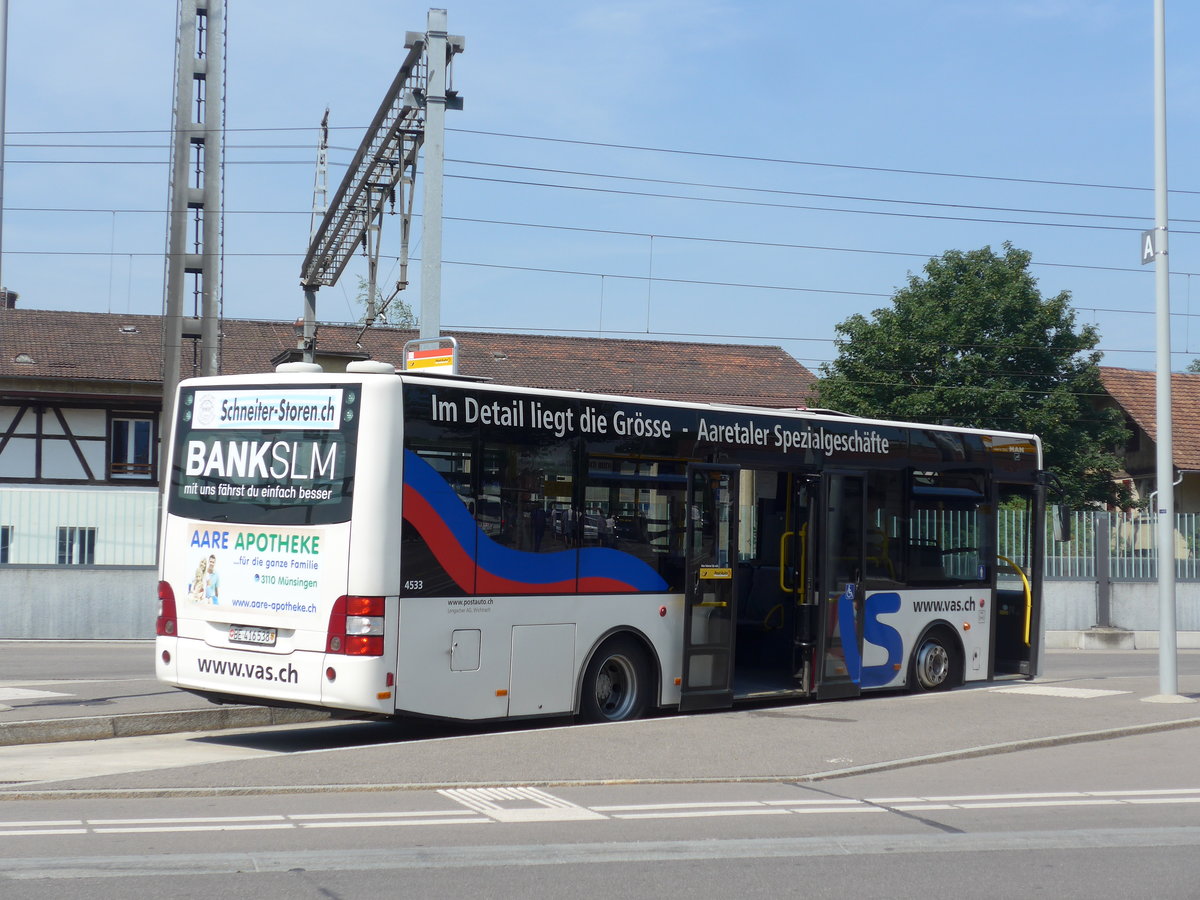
[162,0,225,469]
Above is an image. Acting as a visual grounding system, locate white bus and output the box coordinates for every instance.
[155,363,1046,721]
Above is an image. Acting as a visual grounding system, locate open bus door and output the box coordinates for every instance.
[815,472,867,701]
[783,473,820,694]
[994,482,1042,678]
[679,464,739,712]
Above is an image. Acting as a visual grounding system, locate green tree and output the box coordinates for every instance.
[1187,358,1200,374]
[355,275,418,328]
[817,243,1130,508]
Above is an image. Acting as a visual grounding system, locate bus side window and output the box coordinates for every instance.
[866,471,904,584]
[907,470,988,586]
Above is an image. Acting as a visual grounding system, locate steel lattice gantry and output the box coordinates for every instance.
[299,15,463,359]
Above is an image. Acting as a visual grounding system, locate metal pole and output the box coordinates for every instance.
[302,287,317,364]
[161,0,199,481]
[0,0,8,294]
[419,8,448,341]
[1152,0,1178,697]
[1095,513,1111,628]
[199,0,224,377]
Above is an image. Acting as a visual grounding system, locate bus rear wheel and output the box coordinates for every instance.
[580,636,651,723]
[909,627,962,692]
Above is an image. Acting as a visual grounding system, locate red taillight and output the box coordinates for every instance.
[346,595,385,617]
[344,634,385,656]
[326,595,385,656]
[156,581,177,636]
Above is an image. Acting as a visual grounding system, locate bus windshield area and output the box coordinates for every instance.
[167,384,360,526]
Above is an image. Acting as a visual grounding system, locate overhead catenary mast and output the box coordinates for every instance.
[309,108,330,242]
[161,0,225,474]
[299,8,463,364]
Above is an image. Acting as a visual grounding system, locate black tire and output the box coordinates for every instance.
[908,627,963,692]
[579,635,651,722]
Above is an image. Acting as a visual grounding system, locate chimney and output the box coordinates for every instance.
[0,289,17,310]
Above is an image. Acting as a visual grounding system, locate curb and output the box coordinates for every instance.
[3,716,1199,801]
[0,707,331,747]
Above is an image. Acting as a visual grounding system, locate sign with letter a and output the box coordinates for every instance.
[1141,229,1157,265]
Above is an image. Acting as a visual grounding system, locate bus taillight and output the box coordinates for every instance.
[155,581,177,636]
[326,595,385,656]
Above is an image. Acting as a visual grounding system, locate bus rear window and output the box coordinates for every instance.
[168,384,360,526]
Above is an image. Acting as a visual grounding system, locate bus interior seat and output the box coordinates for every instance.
[907,541,944,581]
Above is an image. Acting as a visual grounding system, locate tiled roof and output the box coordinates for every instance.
[1100,366,1200,470]
[0,309,816,408]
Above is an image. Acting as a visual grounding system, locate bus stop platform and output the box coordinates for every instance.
[1,642,1198,791]
[0,641,330,747]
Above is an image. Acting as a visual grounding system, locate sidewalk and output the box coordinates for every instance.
[2,642,1198,776]
[0,641,328,746]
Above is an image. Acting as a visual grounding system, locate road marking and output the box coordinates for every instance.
[0,828,89,837]
[298,817,491,829]
[0,819,83,827]
[613,808,793,820]
[2,787,1199,837]
[988,685,1131,699]
[762,798,871,807]
[440,786,607,822]
[591,801,766,812]
[94,824,297,834]
[953,799,1126,810]
[868,788,1200,813]
[88,815,288,825]
[289,809,481,820]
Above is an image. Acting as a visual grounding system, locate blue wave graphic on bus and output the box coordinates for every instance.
[402,449,669,593]
[835,590,904,689]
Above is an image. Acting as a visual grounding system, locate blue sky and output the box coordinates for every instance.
[5,1,1200,374]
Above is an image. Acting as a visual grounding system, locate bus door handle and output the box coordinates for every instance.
[778,524,808,597]
[779,531,795,592]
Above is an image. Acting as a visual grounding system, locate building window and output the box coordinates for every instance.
[0,526,11,564]
[57,526,96,565]
[110,416,154,479]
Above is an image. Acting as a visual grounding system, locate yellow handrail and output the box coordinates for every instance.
[997,554,1032,645]
[778,523,808,597]
[779,531,795,592]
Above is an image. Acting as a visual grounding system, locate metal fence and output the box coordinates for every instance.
[905,508,1198,583]
[1042,510,1200,581]
[0,487,159,567]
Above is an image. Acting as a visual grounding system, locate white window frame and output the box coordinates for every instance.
[109,416,155,480]
[57,526,96,565]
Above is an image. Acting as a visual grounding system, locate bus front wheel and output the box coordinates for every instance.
[580,636,651,723]
[909,627,962,692]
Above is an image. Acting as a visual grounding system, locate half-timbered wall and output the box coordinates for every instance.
[0,402,158,485]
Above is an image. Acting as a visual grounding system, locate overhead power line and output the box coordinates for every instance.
[11,123,1200,196]
[446,127,1200,197]
[8,153,1196,226]
[12,246,1199,328]
[10,203,1200,276]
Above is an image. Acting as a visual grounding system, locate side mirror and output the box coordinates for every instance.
[1052,504,1072,543]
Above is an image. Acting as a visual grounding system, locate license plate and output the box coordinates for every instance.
[229,625,277,646]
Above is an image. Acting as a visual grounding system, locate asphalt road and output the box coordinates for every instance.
[1,726,1198,898]
[0,647,1198,897]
